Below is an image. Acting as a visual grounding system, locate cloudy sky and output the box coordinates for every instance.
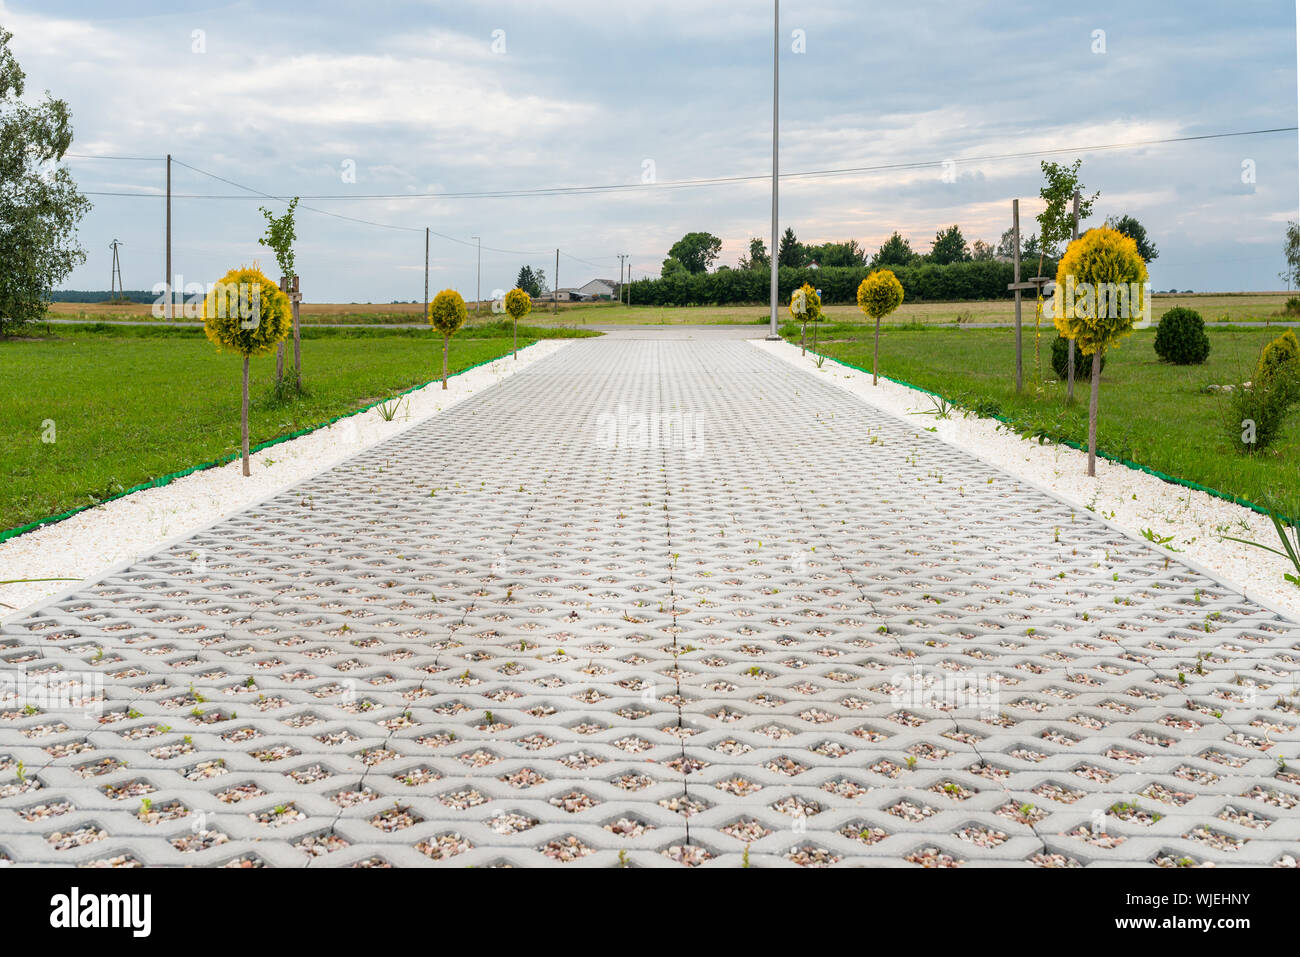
[6,0,1298,301]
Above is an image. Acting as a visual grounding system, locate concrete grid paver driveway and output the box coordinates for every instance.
[1,336,1297,868]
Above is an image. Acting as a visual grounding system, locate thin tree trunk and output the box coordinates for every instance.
[241,354,250,477]
[442,333,449,389]
[872,318,881,385]
[513,317,517,359]
[800,321,806,355]
[1087,348,1101,477]
[1034,250,1046,384]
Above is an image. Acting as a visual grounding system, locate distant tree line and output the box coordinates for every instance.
[48,290,156,303]
[638,212,1157,305]
[628,260,1059,307]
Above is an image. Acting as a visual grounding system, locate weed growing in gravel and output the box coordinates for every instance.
[910,395,955,420]
[376,397,407,422]
[1140,528,1180,551]
[1221,501,1300,587]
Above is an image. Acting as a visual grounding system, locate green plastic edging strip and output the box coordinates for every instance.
[0,347,527,545]
[805,345,1283,522]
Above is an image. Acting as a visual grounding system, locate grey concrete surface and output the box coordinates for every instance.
[0,337,1295,868]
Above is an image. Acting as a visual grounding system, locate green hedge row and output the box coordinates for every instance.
[627,259,1059,307]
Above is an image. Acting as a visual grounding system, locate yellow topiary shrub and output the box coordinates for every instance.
[857,269,904,319]
[504,287,531,359]
[856,269,904,385]
[789,282,822,355]
[1051,227,1148,475]
[1052,226,1148,355]
[789,281,822,321]
[201,265,291,357]
[200,265,292,477]
[428,288,468,389]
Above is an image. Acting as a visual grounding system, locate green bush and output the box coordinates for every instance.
[1153,307,1210,365]
[1255,329,1300,391]
[1227,330,1300,453]
[1228,379,1294,452]
[960,394,1003,418]
[1051,335,1104,380]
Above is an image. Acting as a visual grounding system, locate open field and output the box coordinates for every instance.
[0,323,597,532]
[46,299,598,325]
[786,322,1300,511]
[46,292,1298,327]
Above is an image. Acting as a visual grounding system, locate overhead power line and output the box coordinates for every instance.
[64,153,164,161]
[77,126,1297,203]
[170,158,554,256]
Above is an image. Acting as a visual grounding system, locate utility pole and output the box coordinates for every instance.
[554,248,559,314]
[472,236,481,313]
[766,0,781,340]
[424,227,429,322]
[165,153,172,321]
[618,254,627,306]
[109,239,124,300]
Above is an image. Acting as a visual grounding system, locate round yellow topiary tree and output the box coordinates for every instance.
[428,288,467,389]
[789,282,822,356]
[857,269,904,385]
[201,265,292,476]
[504,287,531,360]
[1052,226,1148,476]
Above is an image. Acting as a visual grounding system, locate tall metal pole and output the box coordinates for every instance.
[165,153,172,321]
[424,227,429,320]
[109,239,123,298]
[766,0,781,339]
[554,248,559,314]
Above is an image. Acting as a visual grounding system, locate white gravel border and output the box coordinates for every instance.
[0,339,574,620]
[753,337,1300,623]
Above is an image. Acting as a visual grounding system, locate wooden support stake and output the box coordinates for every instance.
[1067,191,1080,401]
[1012,199,1023,393]
[276,277,286,383]
[291,275,302,391]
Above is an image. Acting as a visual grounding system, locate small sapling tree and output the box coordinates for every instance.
[1052,226,1147,476]
[790,281,821,356]
[504,287,531,359]
[429,288,467,389]
[257,197,300,390]
[202,266,292,476]
[857,269,905,385]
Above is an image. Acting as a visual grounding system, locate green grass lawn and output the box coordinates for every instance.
[788,322,1299,510]
[0,323,597,532]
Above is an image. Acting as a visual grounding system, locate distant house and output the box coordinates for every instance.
[552,288,584,302]
[576,278,619,300]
